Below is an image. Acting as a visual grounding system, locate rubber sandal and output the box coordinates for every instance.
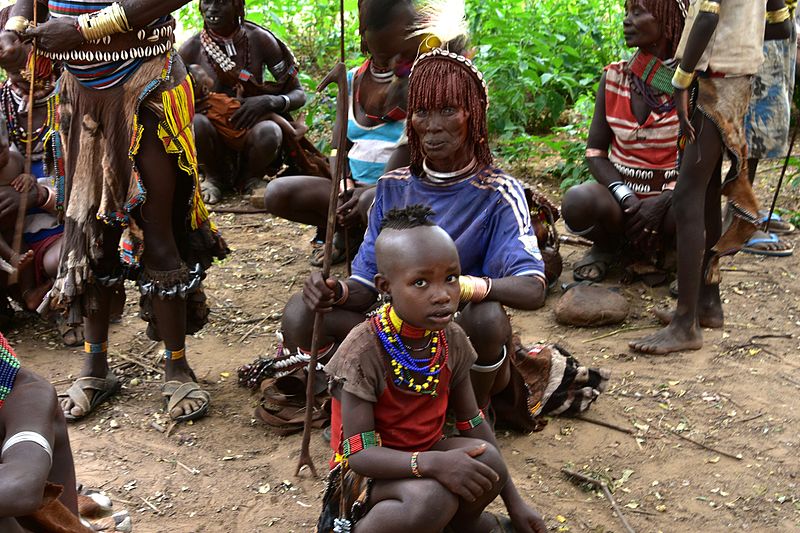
[309,241,346,267]
[742,233,794,257]
[572,247,615,282]
[759,211,795,235]
[161,381,211,422]
[59,373,121,421]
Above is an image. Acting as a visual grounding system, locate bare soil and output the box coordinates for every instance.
[6,168,800,533]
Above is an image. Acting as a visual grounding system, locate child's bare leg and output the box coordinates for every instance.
[653,159,724,329]
[631,112,723,354]
[356,478,458,533]
[433,437,508,533]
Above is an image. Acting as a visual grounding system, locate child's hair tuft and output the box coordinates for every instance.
[380,204,436,231]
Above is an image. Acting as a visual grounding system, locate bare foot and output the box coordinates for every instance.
[200,178,223,204]
[653,306,723,329]
[629,322,703,354]
[12,249,34,270]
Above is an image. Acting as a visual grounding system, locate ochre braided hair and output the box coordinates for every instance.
[407,56,492,176]
[637,0,689,57]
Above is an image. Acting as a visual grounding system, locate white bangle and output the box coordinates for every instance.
[471,346,507,373]
[2,431,53,468]
[280,94,291,112]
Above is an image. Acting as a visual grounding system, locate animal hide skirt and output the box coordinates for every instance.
[47,51,228,329]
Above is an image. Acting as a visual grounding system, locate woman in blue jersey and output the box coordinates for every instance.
[263,0,418,266]
[0,0,227,422]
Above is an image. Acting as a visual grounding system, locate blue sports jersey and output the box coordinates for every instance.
[350,165,545,288]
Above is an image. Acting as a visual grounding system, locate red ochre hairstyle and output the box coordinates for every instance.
[407,52,492,176]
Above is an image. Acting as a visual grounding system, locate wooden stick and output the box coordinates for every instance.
[669,430,742,461]
[9,9,39,284]
[296,62,349,478]
[558,235,593,247]
[561,468,636,533]
[139,496,160,514]
[112,352,163,375]
[238,316,268,343]
[582,325,658,343]
[208,207,268,214]
[576,415,634,435]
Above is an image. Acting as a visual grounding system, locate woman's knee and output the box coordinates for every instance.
[458,301,510,356]
[562,182,613,232]
[279,291,315,348]
[264,177,297,216]
[248,120,283,155]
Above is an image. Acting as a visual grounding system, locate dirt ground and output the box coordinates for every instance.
[5,168,800,533]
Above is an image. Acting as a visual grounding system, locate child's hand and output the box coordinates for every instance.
[421,444,500,502]
[507,501,547,533]
[11,173,35,193]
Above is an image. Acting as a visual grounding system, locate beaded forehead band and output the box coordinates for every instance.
[410,48,489,108]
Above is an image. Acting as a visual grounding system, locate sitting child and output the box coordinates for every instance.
[0,332,90,532]
[318,206,546,533]
[0,130,37,275]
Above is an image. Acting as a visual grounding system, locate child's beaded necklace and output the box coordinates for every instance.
[371,303,448,396]
[0,334,21,410]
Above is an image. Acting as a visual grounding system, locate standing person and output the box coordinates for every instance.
[562,0,688,284]
[0,0,228,421]
[263,0,419,266]
[741,1,798,256]
[318,207,547,533]
[631,0,792,354]
[179,0,311,204]
[1,333,91,533]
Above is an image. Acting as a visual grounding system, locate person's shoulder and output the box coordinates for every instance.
[244,21,282,52]
[471,165,525,196]
[377,166,413,184]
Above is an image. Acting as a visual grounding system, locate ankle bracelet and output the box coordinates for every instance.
[84,341,108,354]
[164,348,185,361]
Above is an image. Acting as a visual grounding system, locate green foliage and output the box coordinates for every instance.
[176,0,626,161]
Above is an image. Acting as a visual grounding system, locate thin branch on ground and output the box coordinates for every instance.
[561,468,636,533]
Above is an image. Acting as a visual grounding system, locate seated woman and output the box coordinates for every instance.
[319,206,546,533]
[1,333,89,533]
[561,0,688,283]
[263,0,419,266]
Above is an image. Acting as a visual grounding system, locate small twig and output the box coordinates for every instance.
[559,235,593,247]
[719,267,760,273]
[576,415,634,435]
[150,421,166,433]
[627,508,657,516]
[142,341,160,357]
[224,223,266,230]
[748,334,792,343]
[739,412,765,423]
[781,373,800,387]
[669,430,742,461]
[561,468,636,533]
[113,352,164,375]
[238,317,268,343]
[175,460,200,476]
[109,496,138,506]
[139,496,160,514]
[582,325,659,343]
[209,207,267,214]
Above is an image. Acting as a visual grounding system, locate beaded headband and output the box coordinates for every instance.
[410,48,489,108]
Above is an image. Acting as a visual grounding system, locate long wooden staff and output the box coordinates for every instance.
[9,6,39,284]
[763,117,797,233]
[295,62,349,477]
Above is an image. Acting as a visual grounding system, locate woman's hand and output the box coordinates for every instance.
[507,501,548,533]
[24,17,84,53]
[674,87,695,144]
[301,271,339,313]
[624,194,670,251]
[231,95,277,130]
[336,186,363,228]
[419,444,500,502]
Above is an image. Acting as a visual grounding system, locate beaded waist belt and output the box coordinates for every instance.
[613,163,677,195]
[40,19,175,65]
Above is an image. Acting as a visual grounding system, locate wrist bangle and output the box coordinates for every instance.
[609,181,635,206]
[77,2,131,42]
[671,66,694,90]
[698,1,720,15]
[766,6,790,24]
[332,280,349,306]
[279,94,291,112]
[410,451,422,478]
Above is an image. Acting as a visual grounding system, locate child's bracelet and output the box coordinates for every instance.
[455,410,486,431]
[342,430,381,458]
[410,451,422,478]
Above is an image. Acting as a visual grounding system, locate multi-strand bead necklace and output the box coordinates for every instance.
[371,303,448,396]
[0,334,21,410]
